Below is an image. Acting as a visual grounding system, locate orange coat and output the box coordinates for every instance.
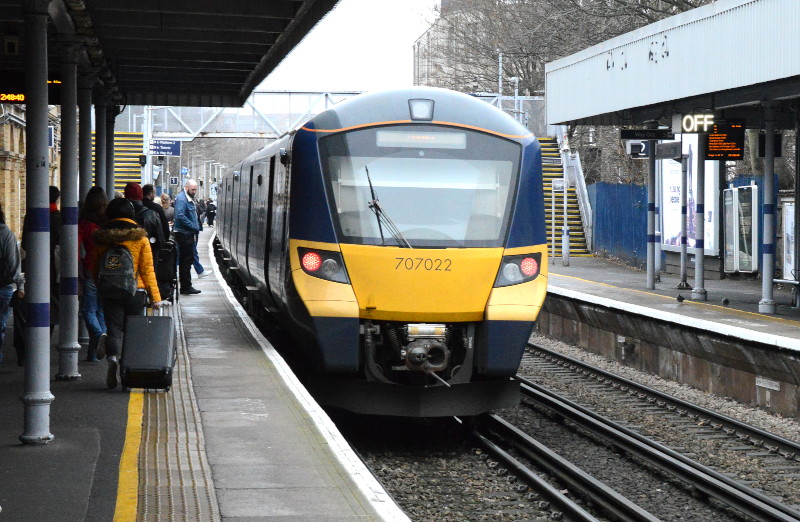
[90,218,162,303]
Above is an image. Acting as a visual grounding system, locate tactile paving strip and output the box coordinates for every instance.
[137,304,221,522]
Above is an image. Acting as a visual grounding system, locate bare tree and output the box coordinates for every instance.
[418,0,715,183]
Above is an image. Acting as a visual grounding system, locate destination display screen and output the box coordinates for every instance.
[703,120,744,160]
[376,130,467,149]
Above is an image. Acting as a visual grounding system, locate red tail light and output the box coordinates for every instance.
[298,248,350,283]
[301,251,322,272]
[520,257,539,277]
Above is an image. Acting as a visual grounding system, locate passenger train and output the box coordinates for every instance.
[216,87,547,416]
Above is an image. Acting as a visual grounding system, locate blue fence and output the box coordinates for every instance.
[587,176,777,268]
[588,182,647,266]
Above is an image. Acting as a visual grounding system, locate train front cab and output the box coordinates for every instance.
[288,116,547,417]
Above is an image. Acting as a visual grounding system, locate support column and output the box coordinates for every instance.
[94,96,107,190]
[105,104,117,198]
[78,71,94,200]
[56,43,81,381]
[692,136,707,301]
[646,121,657,289]
[794,103,800,308]
[759,104,777,313]
[20,0,55,445]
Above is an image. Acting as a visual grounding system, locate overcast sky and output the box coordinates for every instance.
[258,0,439,92]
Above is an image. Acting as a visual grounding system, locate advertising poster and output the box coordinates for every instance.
[660,134,719,255]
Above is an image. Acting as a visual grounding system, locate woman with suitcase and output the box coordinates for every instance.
[90,198,164,389]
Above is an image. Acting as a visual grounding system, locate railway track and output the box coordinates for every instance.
[525,343,800,462]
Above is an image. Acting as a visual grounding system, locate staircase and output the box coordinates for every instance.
[538,137,591,257]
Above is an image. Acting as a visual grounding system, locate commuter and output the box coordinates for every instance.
[205,198,216,227]
[191,198,212,279]
[173,179,202,295]
[142,184,171,241]
[0,203,24,367]
[90,198,163,389]
[78,186,108,362]
[160,193,175,226]
[21,185,61,330]
[124,182,166,268]
[196,197,207,225]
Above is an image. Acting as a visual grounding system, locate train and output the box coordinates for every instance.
[215,86,547,417]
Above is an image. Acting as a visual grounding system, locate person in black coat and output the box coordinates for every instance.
[142,184,171,241]
[205,198,216,226]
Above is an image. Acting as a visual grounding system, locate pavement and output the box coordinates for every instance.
[548,255,800,321]
[0,330,126,521]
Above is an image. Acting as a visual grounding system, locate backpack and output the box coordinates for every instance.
[97,243,138,299]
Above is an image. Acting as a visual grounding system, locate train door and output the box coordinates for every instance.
[223,176,234,251]
[268,156,290,304]
[248,160,269,287]
[231,171,242,265]
[236,165,254,270]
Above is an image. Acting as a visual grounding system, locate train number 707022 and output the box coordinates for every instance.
[394,257,452,271]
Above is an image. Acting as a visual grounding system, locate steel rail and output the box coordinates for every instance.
[527,343,800,460]
[476,415,660,522]
[471,427,598,522]
[517,375,800,522]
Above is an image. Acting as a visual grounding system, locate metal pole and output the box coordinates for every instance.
[759,104,777,313]
[77,71,93,200]
[94,97,107,190]
[550,187,556,259]
[20,0,55,444]
[497,51,503,98]
[794,104,800,308]
[105,103,116,198]
[562,175,570,266]
[646,121,657,289]
[678,155,691,289]
[57,43,82,380]
[692,135,708,300]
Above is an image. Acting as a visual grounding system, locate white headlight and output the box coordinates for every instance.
[502,262,523,283]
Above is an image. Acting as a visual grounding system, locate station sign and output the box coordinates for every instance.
[1,74,63,104]
[672,113,716,133]
[625,140,650,159]
[148,139,182,156]
[619,129,674,140]
[702,120,745,161]
[655,141,682,161]
[169,176,179,185]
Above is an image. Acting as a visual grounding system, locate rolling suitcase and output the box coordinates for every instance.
[156,240,178,302]
[120,304,176,391]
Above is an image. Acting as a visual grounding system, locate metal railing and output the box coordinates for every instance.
[554,125,593,251]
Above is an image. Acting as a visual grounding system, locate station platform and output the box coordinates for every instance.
[0,228,407,522]
[544,255,800,418]
[547,256,800,349]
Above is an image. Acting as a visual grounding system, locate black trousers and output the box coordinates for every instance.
[174,231,195,291]
[100,290,146,359]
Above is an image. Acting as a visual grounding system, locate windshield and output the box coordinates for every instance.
[319,125,521,248]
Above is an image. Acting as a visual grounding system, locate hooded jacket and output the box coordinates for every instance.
[89,218,161,302]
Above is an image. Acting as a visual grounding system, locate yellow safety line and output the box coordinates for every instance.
[550,272,800,326]
[114,391,143,522]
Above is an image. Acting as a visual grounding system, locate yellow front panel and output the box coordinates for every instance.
[485,244,549,321]
[340,244,504,322]
[290,239,359,318]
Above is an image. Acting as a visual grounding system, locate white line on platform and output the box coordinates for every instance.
[548,284,800,353]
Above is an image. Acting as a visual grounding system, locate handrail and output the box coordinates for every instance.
[555,125,593,250]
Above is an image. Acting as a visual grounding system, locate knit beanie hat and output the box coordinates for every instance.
[124,182,143,201]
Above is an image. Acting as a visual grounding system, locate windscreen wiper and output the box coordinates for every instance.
[365,166,412,249]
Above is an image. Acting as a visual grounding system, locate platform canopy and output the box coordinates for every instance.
[545,0,800,129]
[0,0,339,107]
